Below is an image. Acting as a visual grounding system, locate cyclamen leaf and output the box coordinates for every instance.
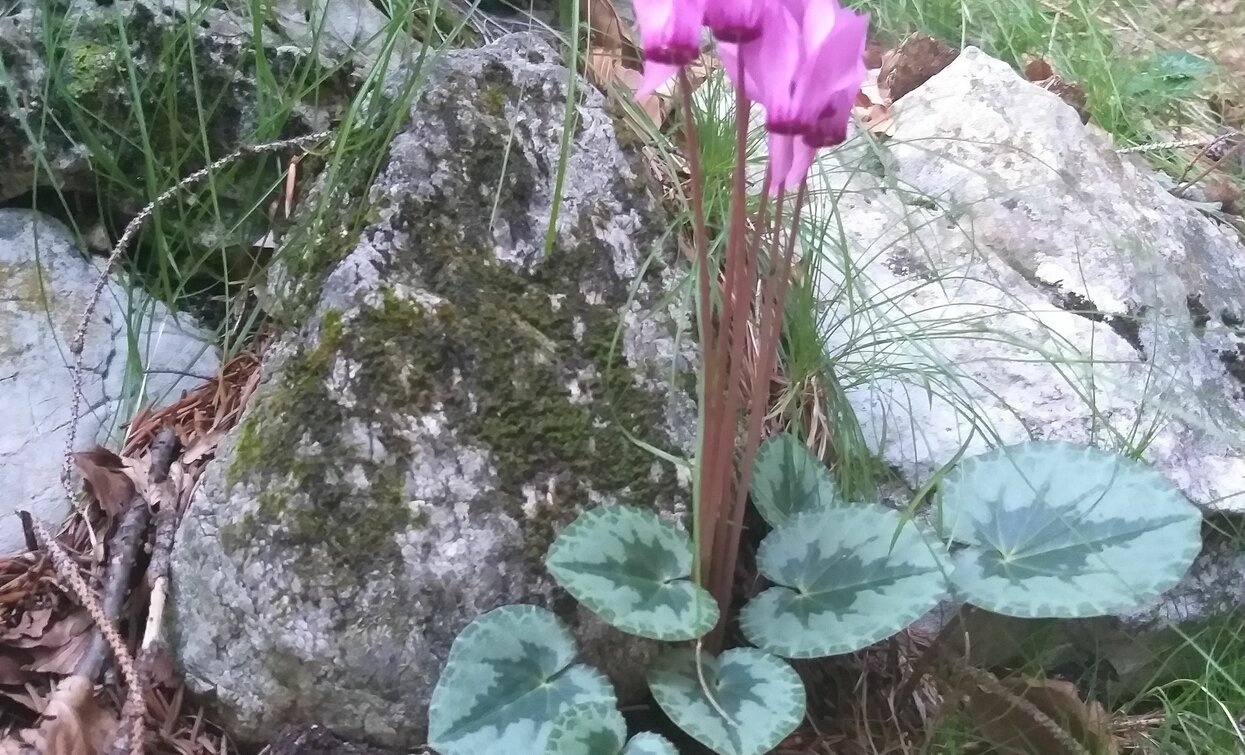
[740,505,950,658]
[429,605,615,755]
[750,432,841,527]
[938,441,1202,618]
[545,702,626,755]
[648,647,805,755]
[543,703,679,755]
[545,505,719,640]
[621,733,679,755]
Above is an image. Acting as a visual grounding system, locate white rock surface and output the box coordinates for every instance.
[803,47,1245,513]
[0,209,219,552]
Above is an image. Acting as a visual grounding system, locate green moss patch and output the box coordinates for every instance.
[223,45,683,583]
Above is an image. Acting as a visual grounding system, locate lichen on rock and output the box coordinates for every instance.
[169,33,695,747]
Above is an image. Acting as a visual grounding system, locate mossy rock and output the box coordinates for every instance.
[168,33,696,748]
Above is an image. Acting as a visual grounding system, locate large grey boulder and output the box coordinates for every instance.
[807,47,1245,515]
[0,209,219,552]
[168,33,694,748]
[793,46,1245,687]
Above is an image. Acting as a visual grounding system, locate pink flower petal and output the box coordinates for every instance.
[766,132,796,195]
[636,60,684,98]
[744,2,804,123]
[784,138,818,190]
[705,0,765,42]
[633,0,675,47]
[790,7,868,124]
[800,0,842,53]
[633,0,706,67]
[803,86,857,147]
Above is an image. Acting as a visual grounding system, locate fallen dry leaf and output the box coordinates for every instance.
[1,607,52,642]
[10,675,119,755]
[71,448,136,518]
[861,103,896,136]
[1024,56,1090,124]
[0,652,28,684]
[28,630,94,676]
[6,610,91,651]
[880,33,959,102]
[963,674,1118,755]
[580,0,638,65]
[864,38,888,69]
[1205,175,1242,214]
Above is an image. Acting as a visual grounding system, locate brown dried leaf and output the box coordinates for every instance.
[861,103,896,136]
[580,0,637,60]
[1205,176,1242,214]
[1,607,52,641]
[879,33,959,102]
[1024,56,1055,82]
[1024,56,1090,124]
[863,39,888,70]
[586,46,622,88]
[179,427,228,467]
[0,651,29,684]
[27,628,94,676]
[963,675,1118,755]
[614,66,665,127]
[118,454,155,505]
[6,611,91,650]
[71,448,135,517]
[16,676,118,755]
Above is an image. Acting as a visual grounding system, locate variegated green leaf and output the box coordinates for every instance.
[648,647,805,755]
[429,605,615,755]
[740,506,950,658]
[543,702,679,755]
[545,702,626,755]
[621,733,679,755]
[545,505,719,640]
[938,441,1203,618]
[750,432,841,527]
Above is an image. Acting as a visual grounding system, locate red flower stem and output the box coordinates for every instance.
[702,65,761,651]
[715,181,808,652]
[678,69,719,588]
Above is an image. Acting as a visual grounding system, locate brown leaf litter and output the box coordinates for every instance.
[1,347,264,754]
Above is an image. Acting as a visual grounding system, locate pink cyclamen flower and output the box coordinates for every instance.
[718,0,868,193]
[633,0,708,98]
[782,85,860,189]
[704,0,766,43]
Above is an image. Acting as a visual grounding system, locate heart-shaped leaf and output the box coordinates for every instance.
[750,432,841,527]
[740,505,950,658]
[545,702,625,755]
[546,505,719,640]
[938,441,1202,618]
[648,647,805,755]
[544,702,679,755]
[429,605,616,755]
[621,733,679,755]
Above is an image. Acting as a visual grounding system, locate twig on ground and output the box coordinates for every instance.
[111,428,181,755]
[76,426,179,683]
[1174,137,1245,198]
[24,517,140,715]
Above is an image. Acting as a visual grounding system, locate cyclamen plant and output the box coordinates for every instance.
[426,0,1205,752]
[429,439,1202,755]
[633,0,873,652]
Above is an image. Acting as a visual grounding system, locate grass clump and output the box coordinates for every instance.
[13,0,479,354]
